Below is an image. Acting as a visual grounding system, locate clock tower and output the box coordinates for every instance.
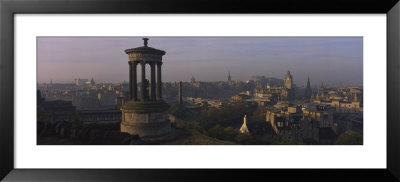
[284,70,293,89]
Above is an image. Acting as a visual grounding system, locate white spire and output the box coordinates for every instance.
[240,115,250,134]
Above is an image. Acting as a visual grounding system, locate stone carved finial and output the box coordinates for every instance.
[143,38,149,47]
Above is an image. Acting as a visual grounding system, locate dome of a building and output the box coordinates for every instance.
[124,38,166,55]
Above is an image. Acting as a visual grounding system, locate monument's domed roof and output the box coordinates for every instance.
[125,38,166,55]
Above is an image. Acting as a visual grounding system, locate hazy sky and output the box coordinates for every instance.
[37,37,363,86]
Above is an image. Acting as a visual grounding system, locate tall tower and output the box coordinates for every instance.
[120,38,171,138]
[283,70,295,102]
[178,81,183,106]
[228,71,231,81]
[284,70,293,89]
[305,76,312,101]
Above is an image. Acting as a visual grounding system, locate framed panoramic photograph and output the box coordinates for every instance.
[35,36,364,146]
[1,0,400,181]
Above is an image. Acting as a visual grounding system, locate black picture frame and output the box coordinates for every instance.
[1,0,399,181]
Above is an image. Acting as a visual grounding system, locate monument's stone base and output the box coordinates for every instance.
[121,117,171,137]
[120,101,171,138]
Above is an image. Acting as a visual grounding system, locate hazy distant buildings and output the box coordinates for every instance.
[231,93,251,102]
[74,78,88,86]
[311,85,363,113]
[244,70,297,107]
[184,97,223,109]
[37,90,76,123]
[73,77,95,86]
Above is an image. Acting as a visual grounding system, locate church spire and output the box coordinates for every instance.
[90,77,95,85]
[190,75,196,83]
[228,71,231,81]
[307,76,310,89]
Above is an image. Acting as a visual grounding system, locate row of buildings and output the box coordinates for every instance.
[38,70,363,145]
[230,71,363,144]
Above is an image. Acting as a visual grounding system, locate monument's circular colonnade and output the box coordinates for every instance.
[120,38,172,138]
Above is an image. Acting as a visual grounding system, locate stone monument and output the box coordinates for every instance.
[240,115,250,134]
[120,38,171,138]
[178,81,182,106]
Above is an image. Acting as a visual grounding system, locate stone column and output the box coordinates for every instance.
[129,62,132,100]
[150,62,156,101]
[132,62,138,101]
[156,62,162,100]
[141,61,146,101]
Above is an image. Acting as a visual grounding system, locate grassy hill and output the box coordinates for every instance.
[162,130,235,145]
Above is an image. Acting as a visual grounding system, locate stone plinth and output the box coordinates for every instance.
[120,101,171,138]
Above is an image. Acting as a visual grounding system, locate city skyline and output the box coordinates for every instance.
[37,37,363,86]
[37,37,363,145]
